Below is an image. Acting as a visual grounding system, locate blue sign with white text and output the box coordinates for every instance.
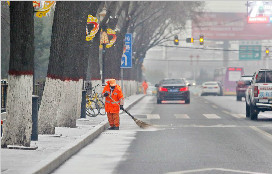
[121,33,132,68]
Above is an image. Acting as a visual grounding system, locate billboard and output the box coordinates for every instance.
[192,12,272,40]
[247,1,272,23]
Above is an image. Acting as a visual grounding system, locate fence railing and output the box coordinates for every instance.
[1,81,45,112]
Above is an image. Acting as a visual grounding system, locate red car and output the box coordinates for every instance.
[236,75,252,101]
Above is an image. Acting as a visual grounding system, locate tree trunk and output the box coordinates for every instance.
[38,2,90,134]
[104,33,121,80]
[1,1,34,148]
[85,2,101,81]
[1,2,10,79]
[88,35,101,80]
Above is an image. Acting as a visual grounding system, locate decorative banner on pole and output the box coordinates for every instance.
[100,30,109,45]
[121,33,132,68]
[34,1,56,18]
[105,28,116,48]
[86,15,99,41]
[99,28,116,48]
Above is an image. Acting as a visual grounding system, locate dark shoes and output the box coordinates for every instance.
[108,126,119,130]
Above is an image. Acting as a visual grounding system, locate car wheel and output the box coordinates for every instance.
[185,98,190,104]
[236,95,242,101]
[246,103,250,117]
[157,99,162,104]
[250,104,258,120]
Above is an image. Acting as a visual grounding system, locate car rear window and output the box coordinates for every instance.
[162,79,185,84]
[256,71,272,83]
[204,82,217,85]
[240,76,252,81]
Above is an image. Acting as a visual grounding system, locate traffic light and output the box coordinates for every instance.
[174,35,179,45]
[186,38,194,43]
[199,35,204,45]
[265,48,269,56]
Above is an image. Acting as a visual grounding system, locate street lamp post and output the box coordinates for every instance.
[100,26,109,85]
[99,7,107,85]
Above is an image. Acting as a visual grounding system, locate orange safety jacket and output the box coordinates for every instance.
[102,82,124,113]
[142,81,148,90]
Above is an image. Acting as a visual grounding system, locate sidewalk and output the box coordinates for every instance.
[1,94,145,174]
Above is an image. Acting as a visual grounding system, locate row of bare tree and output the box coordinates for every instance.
[1,1,203,147]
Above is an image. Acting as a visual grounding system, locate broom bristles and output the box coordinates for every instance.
[132,117,152,129]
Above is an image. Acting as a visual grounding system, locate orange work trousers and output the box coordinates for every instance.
[107,112,120,127]
[143,88,147,94]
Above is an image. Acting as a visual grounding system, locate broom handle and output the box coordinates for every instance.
[108,95,135,119]
[122,109,135,119]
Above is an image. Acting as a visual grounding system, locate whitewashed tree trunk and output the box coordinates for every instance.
[38,2,94,132]
[1,75,33,147]
[1,1,34,147]
[39,78,83,133]
[56,79,83,127]
[38,77,61,134]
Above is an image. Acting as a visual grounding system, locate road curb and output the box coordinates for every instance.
[122,94,146,113]
[29,120,109,174]
[29,94,145,174]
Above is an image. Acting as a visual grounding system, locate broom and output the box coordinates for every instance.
[108,96,152,129]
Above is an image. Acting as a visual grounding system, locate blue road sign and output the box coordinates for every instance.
[121,33,132,68]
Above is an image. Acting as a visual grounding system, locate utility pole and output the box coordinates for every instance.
[163,46,169,78]
[223,41,229,67]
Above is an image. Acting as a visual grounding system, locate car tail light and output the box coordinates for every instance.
[203,86,207,88]
[214,87,218,88]
[180,87,188,91]
[159,87,168,92]
[254,86,259,97]
[238,81,244,86]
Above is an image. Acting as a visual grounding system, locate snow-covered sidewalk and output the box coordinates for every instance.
[1,94,145,174]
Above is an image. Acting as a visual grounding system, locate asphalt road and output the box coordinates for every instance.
[52,95,272,174]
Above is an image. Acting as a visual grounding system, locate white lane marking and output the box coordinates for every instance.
[159,125,272,128]
[250,126,272,142]
[174,114,190,119]
[222,110,230,115]
[231,114,245,119]
[203,114,221,119]
[146,114,160,119]
[211,104,218,109]
[204,101,209,104]
[166,168,269,174]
